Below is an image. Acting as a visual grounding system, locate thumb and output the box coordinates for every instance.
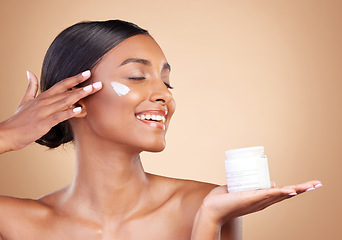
[18,71,39,108]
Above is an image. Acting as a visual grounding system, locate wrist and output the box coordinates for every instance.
[0,120,14,153]
[191,207,223,240]
[198,204,225,227]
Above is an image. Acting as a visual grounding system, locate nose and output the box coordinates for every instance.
[149,79,173,105]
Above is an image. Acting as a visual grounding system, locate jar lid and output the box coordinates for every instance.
[225,146,264,159]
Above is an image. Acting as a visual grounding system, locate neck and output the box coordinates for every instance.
[64,139,150,222]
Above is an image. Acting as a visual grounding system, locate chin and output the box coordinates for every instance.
[142,140,166,153]
[147,146,166,153]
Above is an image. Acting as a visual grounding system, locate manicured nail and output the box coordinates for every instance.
[26,71,31,82]
[73,107,82,114]
[82,70,91,77]
[83,85,93,92]
[305,187,315,192]
[314,183,323,189]
[92,82,102,89]
[289,192,297,196]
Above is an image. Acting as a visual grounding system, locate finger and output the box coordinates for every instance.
[18,71,39,107]
[44,70,91,96]
[44,106,85,127]
[243,188,295,209]
[281,180,323,195]
[217,188,291,218]
[237,188,295,207]
[41,81,102,117]
[38,80,102,108]
[247,193,291,213]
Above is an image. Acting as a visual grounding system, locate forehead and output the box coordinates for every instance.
[98,34,167,67]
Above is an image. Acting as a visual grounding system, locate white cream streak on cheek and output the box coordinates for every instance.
[110,81,130,96]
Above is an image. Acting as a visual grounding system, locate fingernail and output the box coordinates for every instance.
[26,71,31,82]
[92,82,102,89]
[73,107,82,114]
[305,187,315,192]
[82,70,91,77]
[83,85,93,92]
[314,183,323,189]
[289,192,297,196]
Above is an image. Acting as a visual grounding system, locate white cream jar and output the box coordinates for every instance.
[225,146,271,192]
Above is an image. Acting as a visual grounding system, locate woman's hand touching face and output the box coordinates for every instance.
[0,71,102,153]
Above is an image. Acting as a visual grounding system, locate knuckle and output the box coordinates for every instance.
[56,78,69,88]
[63,90,84,105]
[34,97,46,107]
[77,88,88,97]
[58,97,71,107]
[71,74,85,86]
[50,112,63,124]
[51,113,60,121]
[51,110,73,124]
[71,89,87,101]
[57,74,83,89]
[35,109,47,120]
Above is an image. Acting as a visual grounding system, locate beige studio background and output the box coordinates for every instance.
[0,0,341,239]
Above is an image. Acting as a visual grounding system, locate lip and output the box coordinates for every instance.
[135,110,167,130]
[135,110,167,117]
[136,118,166,130]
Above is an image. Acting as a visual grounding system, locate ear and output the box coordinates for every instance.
[72,99,87,118]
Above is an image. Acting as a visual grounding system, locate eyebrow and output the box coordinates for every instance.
[119,58,171,71]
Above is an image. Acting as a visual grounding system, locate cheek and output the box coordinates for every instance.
[111,81,130,96]
[107,81,146,109]
[84,83,144,131]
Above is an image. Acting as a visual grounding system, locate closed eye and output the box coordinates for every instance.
[128,77,173,89]
[128,77,146,80]
[164,82,173,89]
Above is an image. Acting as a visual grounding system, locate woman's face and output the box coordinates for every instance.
[78,34,175,152]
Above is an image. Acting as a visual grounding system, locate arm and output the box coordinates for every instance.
[0,70,102,237]
[191,180,322,240]
[0,70,102,154]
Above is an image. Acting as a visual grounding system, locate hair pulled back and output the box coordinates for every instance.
[35,20,149,148]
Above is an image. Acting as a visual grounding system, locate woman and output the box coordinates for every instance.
[0,20,321,240]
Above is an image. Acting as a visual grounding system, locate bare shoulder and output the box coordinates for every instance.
[148,176,241,239]
[173,177,218,201]
[0,195,50,216]
[0,195,51,235]
[144,174,219,237]
[148,174,218,211]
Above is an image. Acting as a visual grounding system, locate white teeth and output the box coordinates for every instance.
[136,113,166,123]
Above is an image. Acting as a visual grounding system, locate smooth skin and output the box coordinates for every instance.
[0,35,322,240]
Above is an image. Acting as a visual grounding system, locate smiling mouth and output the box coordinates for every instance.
[135,111,167,130]
[136,114,166,123]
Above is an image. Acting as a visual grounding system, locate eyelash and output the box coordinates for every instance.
[129,77,145,80]
[128,77,174,89]
[164,82,174,89]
